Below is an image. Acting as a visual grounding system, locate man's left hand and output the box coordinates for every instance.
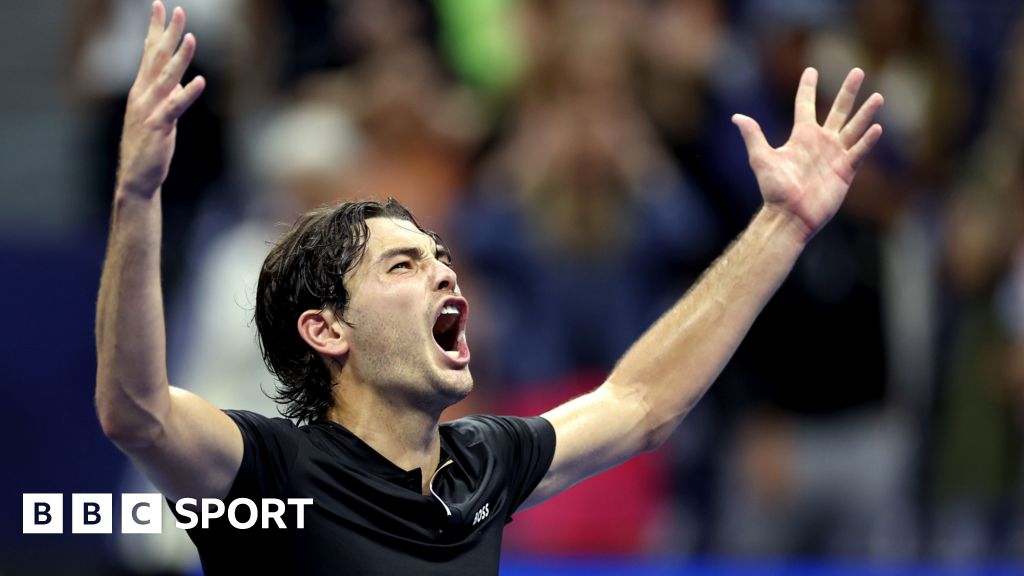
[732,67,884,242]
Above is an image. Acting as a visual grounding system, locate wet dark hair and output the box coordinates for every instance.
[254,198,443,423]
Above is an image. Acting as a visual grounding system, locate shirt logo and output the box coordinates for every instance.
[472,503,490,526]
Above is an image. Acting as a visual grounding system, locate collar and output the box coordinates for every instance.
[312,419,452,492]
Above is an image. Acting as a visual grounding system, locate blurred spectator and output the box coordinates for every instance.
[243,0,485,238]
[341,44,486,237]
[809,0,971,556]
[637,0,730,195]
[930,15,1024,559]
[811,0,968,201]
[240,0,442,104]
[457,0,719,388]
[1004,249,1024,409]
[235,0,473,225]
[442,0,719,554]
[705,0,949,558]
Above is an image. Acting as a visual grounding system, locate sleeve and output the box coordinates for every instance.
[466,414,556,520]
[221,409,301,500]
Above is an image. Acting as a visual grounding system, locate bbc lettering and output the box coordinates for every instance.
[23,494,313,533]
[24,493,151,534]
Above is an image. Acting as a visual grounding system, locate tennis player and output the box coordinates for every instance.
[96,3,883,573]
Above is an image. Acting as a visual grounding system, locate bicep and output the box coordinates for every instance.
[123,386,243,502]
[521,382,651,509]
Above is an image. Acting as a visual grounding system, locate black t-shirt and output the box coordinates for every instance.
[179,410,556,575]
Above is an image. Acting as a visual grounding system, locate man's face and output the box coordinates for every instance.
[338,217,472,410]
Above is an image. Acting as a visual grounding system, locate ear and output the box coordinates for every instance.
[297,307,350,359]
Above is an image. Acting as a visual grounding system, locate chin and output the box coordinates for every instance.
[436,371,474,405]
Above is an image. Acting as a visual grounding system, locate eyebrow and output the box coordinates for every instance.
[377,244,452,265]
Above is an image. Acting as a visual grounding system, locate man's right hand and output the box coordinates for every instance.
[97,2,242,502]
[117,1,205,198]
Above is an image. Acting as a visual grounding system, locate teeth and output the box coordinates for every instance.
[441,305,459,315]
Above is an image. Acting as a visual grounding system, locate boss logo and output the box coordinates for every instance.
[472,502,490,525]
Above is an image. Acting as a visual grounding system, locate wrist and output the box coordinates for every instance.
[753,205,813,251]
[112,186,162,223]
[114,182,161,204]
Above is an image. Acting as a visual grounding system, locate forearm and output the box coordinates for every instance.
[95,189,171,446]
[607,206,807,446]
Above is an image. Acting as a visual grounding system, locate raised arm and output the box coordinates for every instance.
[526,68,884,506]
[95,2,241,501]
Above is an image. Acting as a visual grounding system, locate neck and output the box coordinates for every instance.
[326,380,443,494]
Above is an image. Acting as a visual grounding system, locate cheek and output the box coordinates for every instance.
[346,280,429,348]
[349,301,422,351]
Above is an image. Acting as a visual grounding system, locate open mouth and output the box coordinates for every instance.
[432,297,469,363]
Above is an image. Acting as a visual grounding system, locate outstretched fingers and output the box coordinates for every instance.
[794,67,819,125]
[138,2,167,82]
[146,2,166,46]
[733,113,771,168]
[846,124,883,170]
[141,4,186,86]
[154,33,197,97]
[824,68,865,131]
[840,92,884,149]
[158,75,206,124]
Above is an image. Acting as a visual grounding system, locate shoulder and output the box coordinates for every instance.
[444,414,558,518]
[443,414,555,450]
[223,409,303,463]
[225,409,298,435]
[221,410,304,499]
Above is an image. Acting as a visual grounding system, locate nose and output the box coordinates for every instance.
[432,259,458,293]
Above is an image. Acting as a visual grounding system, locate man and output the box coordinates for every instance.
[95,3,883,574]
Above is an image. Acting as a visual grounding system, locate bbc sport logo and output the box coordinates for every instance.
[23,493,313,533]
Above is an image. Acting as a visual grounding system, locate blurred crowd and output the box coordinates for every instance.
[65,0,1024,570]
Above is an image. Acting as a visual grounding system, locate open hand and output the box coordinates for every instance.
[732,68,883,241]
[116,1,205,198]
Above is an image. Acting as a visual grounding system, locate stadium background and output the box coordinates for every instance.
[2,0,1024,573]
